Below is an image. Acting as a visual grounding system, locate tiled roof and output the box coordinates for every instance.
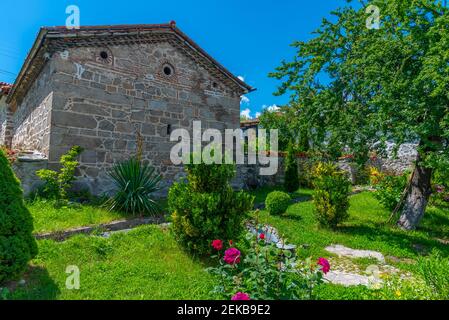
[240,118,260,127]
[8,22,255,106]
[0,82,12,96]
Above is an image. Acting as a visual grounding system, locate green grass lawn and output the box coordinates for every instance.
[7,225,214,300]
[250,188,449,299]
[8,188,448,300]
[252,190,449,261]
[28,198,168,234]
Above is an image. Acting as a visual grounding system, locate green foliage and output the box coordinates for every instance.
[265,191,291,215]
[207,232,325,300]
[284,143,300,192]
[36,146,83,200]
[169,161,254,255]
[258,106,310,152]
[312,162,351,228]
[430,164,449,205]
[106,158,161,216]
[298,158,315,188]
[373,172,408,212]
[417,252,449,299]
[0,149,37,283]
[270,0,449,196]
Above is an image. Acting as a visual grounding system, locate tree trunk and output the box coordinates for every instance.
[397,160,432,230]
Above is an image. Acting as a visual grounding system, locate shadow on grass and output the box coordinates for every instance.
[337,223,449,257]
[419,209,449,239]
[6,266,60,300]
[281,213,303,222]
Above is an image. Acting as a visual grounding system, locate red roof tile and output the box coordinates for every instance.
[0,82,12,96]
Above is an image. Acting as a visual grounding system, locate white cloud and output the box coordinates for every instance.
[255,112,261,118]
[262,104,279,112]
[237,75,245,82]
[240,95,250,105]
[240,108,252,119]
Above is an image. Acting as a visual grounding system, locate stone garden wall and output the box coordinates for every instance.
[12,154,48,196]
[235,145,417,190]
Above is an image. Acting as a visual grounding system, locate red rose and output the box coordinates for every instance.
[317,257,330,274]
[212,240,223,251]
[224,248,241,265]
[231,292,250,300]
[259,233,265,240]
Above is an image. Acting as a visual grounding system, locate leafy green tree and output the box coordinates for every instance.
[284,142,300,192]
[270,0,449,230]
[258,106,310,152]
[0,149,37,283]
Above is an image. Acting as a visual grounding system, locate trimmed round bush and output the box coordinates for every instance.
[265,191,291,215]
[0,149,38,284]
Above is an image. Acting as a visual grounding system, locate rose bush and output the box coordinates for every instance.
[207,230,328,300]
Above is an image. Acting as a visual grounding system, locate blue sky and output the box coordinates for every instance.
[0,0,344,118]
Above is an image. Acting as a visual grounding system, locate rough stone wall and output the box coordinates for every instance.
[0,97,7,144]
[235,148,416,191]
[10,62,54,155]
[12,157,48,196]
[235,156,284,190]
[47,42,240,196]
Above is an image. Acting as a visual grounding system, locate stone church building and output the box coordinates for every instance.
[0,22,253,195]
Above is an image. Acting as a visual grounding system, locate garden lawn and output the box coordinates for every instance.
[252,190,449,261]
[7,225,214,300]
[28,199,168,234]
[251,189,449,299]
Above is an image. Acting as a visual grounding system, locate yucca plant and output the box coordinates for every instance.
[106,158,162,216]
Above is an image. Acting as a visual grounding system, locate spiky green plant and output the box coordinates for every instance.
[106,158,162,216]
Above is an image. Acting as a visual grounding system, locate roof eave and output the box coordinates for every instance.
[6,28,47,104]
[7,23,255,103]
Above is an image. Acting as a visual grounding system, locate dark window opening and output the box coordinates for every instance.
[100,51,109,60]
[167,124,172,135]
[212,82,218,89]
[163,66,173,76]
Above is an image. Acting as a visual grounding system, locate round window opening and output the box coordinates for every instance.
[163,66,173,76]
[100,51,109,60]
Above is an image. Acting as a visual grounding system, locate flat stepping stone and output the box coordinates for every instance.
[324,270,382,287]
[325,244,385,263]
[247,223,296,251]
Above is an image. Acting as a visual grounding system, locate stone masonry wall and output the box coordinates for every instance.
[0,97,7,144]
[10,61,55,156]
[47,42,240,196]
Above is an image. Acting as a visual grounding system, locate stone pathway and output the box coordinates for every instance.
[323,245,412,287]
[325,244,385,263]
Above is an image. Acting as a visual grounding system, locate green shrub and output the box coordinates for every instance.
[418,252,449,299]
[265,191,291,215]
[312,162,351,228]
[298,158,315,188]
[373,172,408,211]
[36,146,83,200]
[106,158,161,216]
[0,149,38,284]
[284,143,299,192]
[169,161,254,255]
[207,232,327,300]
